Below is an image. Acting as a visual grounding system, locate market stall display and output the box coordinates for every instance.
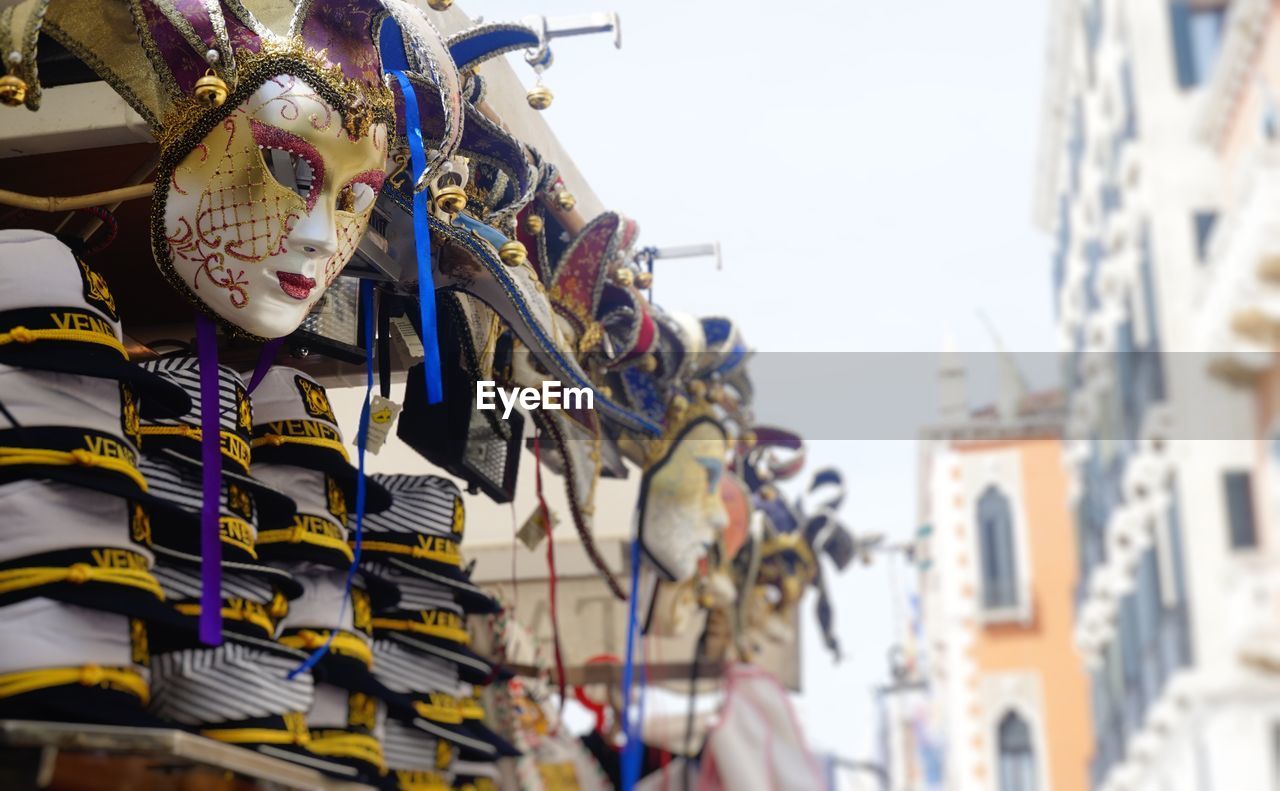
[0,1,863,789]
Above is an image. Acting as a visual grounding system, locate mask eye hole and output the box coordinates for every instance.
[251,119,325,212]
[337,170,387,215]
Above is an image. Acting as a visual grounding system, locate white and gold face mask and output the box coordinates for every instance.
[160,73,388,339]
[638,418,731,581]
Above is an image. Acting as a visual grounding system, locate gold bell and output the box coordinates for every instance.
[499,240,528,268]
[193,69,229,108]
[669,394,689,419]
[427,0,453,9]
[613,268,635,287]
[525,215,544,235]
[432,184,467,215]
[689,380,707,400]
[526,84,554,111]
[0,74,26,107]
[635,271,653,289]
[639,354,658,373]
[556,190,576,212]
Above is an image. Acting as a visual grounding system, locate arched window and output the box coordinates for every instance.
[978,486,1019,610]
[997,711,1037,791]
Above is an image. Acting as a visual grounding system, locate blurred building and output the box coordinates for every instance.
[1035,0,1280,789]
[890,360,1090,791]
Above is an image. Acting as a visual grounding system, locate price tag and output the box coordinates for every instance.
[365,395,402,454]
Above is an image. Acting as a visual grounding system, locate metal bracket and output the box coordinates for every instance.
[522,12,622,71]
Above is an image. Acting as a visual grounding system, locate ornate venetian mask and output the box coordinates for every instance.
[637,417,730,581]
[159,73,388,339]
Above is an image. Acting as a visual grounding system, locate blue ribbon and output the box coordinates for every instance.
[620,539,645,790]
[288,280,374,678]
[390,70,444,405]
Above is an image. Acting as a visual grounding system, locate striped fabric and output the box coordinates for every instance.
[151,565,275,604]
[366,562,461,613]
[371,639,461,697]
[149,643,314,725]
[383,717,451,776]
[364,474,459,537]
[139,452,257,534]
[141,358,246,436]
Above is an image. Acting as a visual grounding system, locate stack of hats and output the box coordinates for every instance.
[132,356,351,771]
[248,366,404,784]
[0,229,192,724]
[363,474,520,790]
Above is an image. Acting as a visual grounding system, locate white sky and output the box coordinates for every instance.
[479,0,1057,774]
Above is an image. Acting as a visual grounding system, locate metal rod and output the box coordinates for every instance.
[542,13,622,48]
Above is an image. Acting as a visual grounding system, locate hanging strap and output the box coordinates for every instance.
[620,538,644,791]
[377,287,393,399]
[195,315,223,646]
[245,338,284,394]
[533,434,567,723]
[390,71,443,405]
[288,280,375,678]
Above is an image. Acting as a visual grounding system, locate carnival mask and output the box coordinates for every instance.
[160,73,388,339]
[637,418,730,581]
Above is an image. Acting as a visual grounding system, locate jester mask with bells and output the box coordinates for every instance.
[8,0,460,339]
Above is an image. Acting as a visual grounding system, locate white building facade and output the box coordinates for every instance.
[1036,1,1280,789]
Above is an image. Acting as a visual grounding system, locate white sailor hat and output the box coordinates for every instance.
[0,230,189,417]
[0,477,189,628]
[248,366,392,512]
[0,364,170,506]
[297,682,388,781]
[363,474,500,615]
[0,597,159,726]
[252,462,392,587]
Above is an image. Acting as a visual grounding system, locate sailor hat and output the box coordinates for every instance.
[0,230,190,418]
[248,367,392,513]
[278,569,411,710]
[0,364,170,506]
[139,358,297,522]
[253,462,393,587]
[0,598,160,726]
[139,449,296,567]
[0,478,188,627]
[382,718,455,788]
[364,634,495,756]
[364,474,500,614]
[299,682,388,781]
[149,641,313,728]
[372,604,506,687]
[147,556,302,656]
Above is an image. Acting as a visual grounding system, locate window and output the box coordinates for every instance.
[998,712,1038,791]
[1224,471,1258,549]
[1169,2,1227,89]
[978,486,1019,610]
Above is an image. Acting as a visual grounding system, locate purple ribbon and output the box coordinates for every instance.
[245,337,284,394]
[195,315,223,646]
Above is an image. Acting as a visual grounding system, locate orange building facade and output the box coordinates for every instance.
[903,394,1091,791]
